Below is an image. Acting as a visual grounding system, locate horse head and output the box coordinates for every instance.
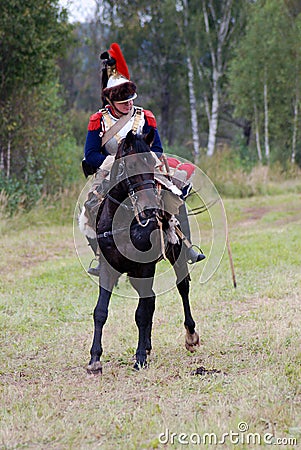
[110,130,161,223]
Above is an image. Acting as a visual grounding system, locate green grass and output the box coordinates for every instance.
[1,192,301,449]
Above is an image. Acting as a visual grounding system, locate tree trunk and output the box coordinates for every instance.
[243,120,252,146]
[291,76,299,164]
[207,68,219,156]
[182,0,200,163]
[0,147,4,172]
[7,138,11,178]
[263,68,270,162]
[197,66,210,123]
[291,96,298,164]
[187,55,200,163]
[202,0,233,157]
[254,101,262,162]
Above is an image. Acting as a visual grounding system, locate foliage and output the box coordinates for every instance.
[0,0,71,103]
[228,0,301,164]
[0,141,82,216]
[105,0,188,145]
[68,109,91,148]
[2,0,301,215]
[0,0,78,214]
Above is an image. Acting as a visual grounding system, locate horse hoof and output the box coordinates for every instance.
[133,361,147,371]
[87,361,102,375]
[185,331,200,352]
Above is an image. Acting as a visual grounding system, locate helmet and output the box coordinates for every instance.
[101,43,137,104]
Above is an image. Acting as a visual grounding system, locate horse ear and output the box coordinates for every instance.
[125,130,134,146]
[144,127,155,147]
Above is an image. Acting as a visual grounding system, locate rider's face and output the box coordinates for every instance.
[113,99,134,114]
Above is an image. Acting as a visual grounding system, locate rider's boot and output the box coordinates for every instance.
[86,236,101,276]
[177,204,206,263]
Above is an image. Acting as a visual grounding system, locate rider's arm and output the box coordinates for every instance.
[143,110,163,158]
[84,112,110,170]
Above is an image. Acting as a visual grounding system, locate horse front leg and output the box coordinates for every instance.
[130,275,156,369]
[134,295,156,369]
[87,287,112,374]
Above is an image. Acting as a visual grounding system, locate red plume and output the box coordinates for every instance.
[108,43,130,80]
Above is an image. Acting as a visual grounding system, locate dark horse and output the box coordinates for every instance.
[87,129,199,374]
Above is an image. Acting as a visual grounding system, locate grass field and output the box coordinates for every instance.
[1,192,301,449]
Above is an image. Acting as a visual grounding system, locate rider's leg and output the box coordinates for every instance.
[83,173,110,277]
[177,203,205,263]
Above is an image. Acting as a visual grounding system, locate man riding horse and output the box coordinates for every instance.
[80,43,205,276]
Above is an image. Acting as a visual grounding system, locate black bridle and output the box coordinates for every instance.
[107,145,159,211]
[98,143,161,238]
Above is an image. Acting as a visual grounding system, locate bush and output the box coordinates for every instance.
[199,149,301,198]
[68,108,90,148]
[42,139,83,195]
[0,139,83,216]
[0,172,43,215]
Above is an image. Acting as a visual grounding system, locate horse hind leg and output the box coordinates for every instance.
[177,275,200,352]
[182,288,200,353]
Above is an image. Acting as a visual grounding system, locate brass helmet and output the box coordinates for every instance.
[101,43,137,104]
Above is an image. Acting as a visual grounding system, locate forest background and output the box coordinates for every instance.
[1,0,301,215]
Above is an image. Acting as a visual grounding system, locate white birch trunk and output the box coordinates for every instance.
[291,82,299,164]
[182,0,200,163]
[253,102,262,162]
[263,68,270,162]
[202,0,233,157]
[207,68,219,156]
[187,55,200,163]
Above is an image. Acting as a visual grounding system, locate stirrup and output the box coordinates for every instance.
[186,245,206,264]
[87,258,101,276]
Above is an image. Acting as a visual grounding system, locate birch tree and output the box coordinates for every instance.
[198,0,245,156]
[229,0,301,165]
[285,0,301,163]
[178,0,200,163]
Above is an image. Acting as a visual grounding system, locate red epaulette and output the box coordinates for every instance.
[87,111,103,131]
[143,109,157,128]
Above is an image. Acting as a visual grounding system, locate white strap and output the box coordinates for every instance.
[101,108,134,146]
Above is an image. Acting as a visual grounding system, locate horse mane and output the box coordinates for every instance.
[115,132,152,160]
[109,131,155,191]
